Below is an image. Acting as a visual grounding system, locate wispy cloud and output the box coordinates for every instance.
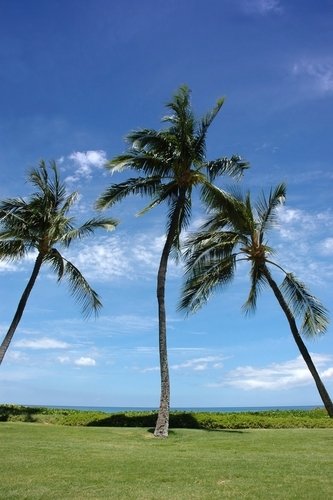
[171,356,225,372]
[273,205,333,283]
[240,0,283,15]
[0,260,19,273]
[319,237,333,256]
[141,354,226,374]
[98,314,157,335]
[212,354,333,390]
[292,59,333,95]
[65,232,179,283]
[61,150,107,184]
[15,337,70,349]
[74,356,96,367]
[0,250,37,273]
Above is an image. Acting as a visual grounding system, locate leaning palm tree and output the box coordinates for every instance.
[0,161,118,364]
[180,183,333,417]
[97,85,249,436]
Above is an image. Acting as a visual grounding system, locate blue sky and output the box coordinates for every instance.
[0,0,333,408]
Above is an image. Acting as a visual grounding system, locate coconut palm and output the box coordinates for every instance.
[180,183,333,417]
[97,85,249,436]
[0,161,118,364]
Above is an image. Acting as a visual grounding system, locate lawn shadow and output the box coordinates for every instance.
[87,411,201,429]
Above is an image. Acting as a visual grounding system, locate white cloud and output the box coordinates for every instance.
[213,354,333,390]
[141,366,159,373]
[272,205,333,283]
[15,337,70,349]
[74,356,96,366]
[65,232,178,283]
[321,367,333,378]
[0,250,37,273]
[319,237,333,256]
[0,260,19,273]
[100,314,157,335]
[241,0,282,15]
[141,355,225,374]
[171,356,224,372]
[57,355,70,364]
[293,59,333,94]
[65,150,107,183]
[7,350,29,362]
[69,236,132,281]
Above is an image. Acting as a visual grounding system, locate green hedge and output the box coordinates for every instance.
[1,404,332,429]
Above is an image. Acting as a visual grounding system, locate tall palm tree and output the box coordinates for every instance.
[180,183,333,417]
[0,161,118,364]
[97,86,249,436]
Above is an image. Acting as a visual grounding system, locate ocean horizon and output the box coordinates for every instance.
[39,404,322,413]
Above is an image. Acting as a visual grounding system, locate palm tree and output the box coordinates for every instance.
[97,86,249,436]
[0,161,118,364]
[180,183,333,417]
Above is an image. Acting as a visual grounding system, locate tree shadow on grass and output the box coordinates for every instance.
[87,412,202,429]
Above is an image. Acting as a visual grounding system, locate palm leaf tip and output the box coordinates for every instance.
[60,259,103,318]
[281,273,329,337]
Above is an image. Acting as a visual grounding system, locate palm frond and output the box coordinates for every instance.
[281,273,329,337]
[0,239,27,260]
[166,192,192,257]
[126,129,173,156]
[47,251,102,317]
[96,177,162,209]
[164,85,192,125]
[60,217,118,246]
[205,155,249,182]
[242,262,267,314]
[256,183,286,240]
[193,97,225,161]
[28,160,49,192]
[179,254,236,312]
[136,180,178,216]
[46,248,65,280]
[28,161,67,210]
[183,229,239,272]
[108,151,171,177]
[59,192,79,216]
[0,198,28,217]
[200,183,251,235]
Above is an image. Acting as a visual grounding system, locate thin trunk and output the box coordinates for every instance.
[154,192,186,438]
[263,266,333,417]
[0,252,44,365]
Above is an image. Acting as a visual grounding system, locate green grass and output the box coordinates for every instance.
[1,422,333,499]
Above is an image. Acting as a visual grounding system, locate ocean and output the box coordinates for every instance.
[43,405,321,413]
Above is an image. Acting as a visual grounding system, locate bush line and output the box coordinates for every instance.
[1,404,333,429]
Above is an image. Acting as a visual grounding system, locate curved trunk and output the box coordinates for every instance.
[263,266,333,417]
[0,252,44,365]
[154,191,186,438]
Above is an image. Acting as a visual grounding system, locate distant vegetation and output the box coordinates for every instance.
[1,404,332,429]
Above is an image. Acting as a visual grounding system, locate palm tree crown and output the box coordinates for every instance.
[97,85,248,253]
[97,85,249,437]
[0,161,118,363]
[180,183,333,416]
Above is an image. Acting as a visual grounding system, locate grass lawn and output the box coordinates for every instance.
[1,423,333,499]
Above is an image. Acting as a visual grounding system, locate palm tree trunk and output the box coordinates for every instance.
[263,266,333,417]
[0,252,44,365]
[154,193,186,438]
